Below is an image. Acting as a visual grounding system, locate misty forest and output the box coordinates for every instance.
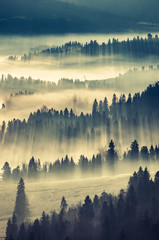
[1,0,159,239]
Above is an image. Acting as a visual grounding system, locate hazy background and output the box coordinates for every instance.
[60,0,159,21]
[0,33,159,167]
[0,0,159,34]
[0,0,159,238]
[1,33,159,82]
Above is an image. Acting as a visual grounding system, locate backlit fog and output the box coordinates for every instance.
[0,33,159,81]
[1,33,159,237]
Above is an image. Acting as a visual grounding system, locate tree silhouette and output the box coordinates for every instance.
[14,178,29,224]
[11,212,18,240]
[60,196,68,212]
[10,167,159,240]
[106,140,118,164]
[2,162,11,181]
[6,218,12,240]
[92,99,98,115]
[17,223,26,240]
[140,146,149,161]
[129,140,139,160]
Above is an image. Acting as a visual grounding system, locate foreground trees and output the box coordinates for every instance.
[6,212,18,240]
[6,178,29,240]
[6,167,159,240]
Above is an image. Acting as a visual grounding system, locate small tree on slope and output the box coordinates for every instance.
[14,178,29,224]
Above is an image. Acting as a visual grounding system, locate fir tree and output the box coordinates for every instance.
[14,178,29,224]
[2,162,11,181]
[6,218,12,240]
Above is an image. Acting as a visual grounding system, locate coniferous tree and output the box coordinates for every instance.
[6,218,12,240]
[11,212,18,240]
[149,145,155,160]
[60,197,68,212]
[14,178,29,224]
[12,166,20,181]
[2,162,11,181]
[154,171,159,186]
[92,99,98,116]
[17,223,26,240]
[28,157,38,178]
[106,140,118,164]
[140,146,149,161]
[103,97,109,115]
[129,140,139,160]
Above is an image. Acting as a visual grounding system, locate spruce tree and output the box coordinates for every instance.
[6,218,12,240]
[11,212,18,240]
[106,140,118,164]
[14,178,29,224]
[2,162,11,181]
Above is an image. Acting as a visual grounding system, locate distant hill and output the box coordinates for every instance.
[0,0,157,34]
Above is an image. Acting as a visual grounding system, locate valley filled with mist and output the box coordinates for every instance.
[1,32,159,239]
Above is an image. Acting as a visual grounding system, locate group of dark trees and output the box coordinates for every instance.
[2,139,159,181]
[20,34,159,60]
[1,82,159,156]
[6,178,29,240]
[0,74,56,93]
[10,90,34,97]
[1,148,105,181]
[124,140,159,162]
[5,167,159,240]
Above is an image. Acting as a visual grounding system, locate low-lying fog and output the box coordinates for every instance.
[0,33,159,82]
[0,33,159,236]
[0,68,159,123]
[0,89,121,123]
[1,54,159,82]
[0,56,128,82]
[1,33,158,55]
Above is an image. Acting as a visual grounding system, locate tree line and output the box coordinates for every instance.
[5,167,159,240]
[20,33,159,60]
[2,139,159,181]
[2,66,159,93]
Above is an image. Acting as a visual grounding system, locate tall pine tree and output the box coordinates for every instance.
[14,178,29,224]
